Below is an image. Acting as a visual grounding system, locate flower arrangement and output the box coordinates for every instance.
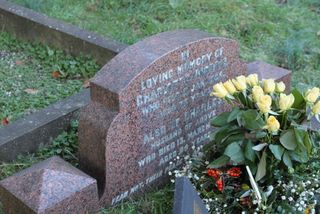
[171,74,320,213]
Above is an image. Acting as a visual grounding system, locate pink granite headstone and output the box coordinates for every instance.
[78,29,247,206]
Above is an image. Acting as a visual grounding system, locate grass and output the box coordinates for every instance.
[0,121,79,180]
[100,186,173,214]
[1,0,320,213]
[9,0,320,88]
[0,121,173,214]
[0,32,100,125]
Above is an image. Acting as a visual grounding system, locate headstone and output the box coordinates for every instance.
[173,177,209,214]
[78,29,247,206]
[0,156,98,214]
[247,61,292,92]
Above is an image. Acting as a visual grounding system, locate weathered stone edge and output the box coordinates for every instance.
[0,90,90,162]
[0,0,128,65]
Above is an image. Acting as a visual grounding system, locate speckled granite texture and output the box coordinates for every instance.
[0,156,99,214]
[78,29,247,206]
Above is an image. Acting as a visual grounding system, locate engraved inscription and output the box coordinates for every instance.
[112,47,230,205]
[137,47,227,169]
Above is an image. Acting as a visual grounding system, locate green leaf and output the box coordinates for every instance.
[214,125,239,144]
[303,134,312,155]
[255,150,267,181]
[239,110,264,130]
[211,112,231,127]
[252,143,268,151]
[280,129,297,150]
[246,161,257,175]
[245,140,256,162]
[283,151,292,168]
[203,140,215,151]
[291,89,305,109]
[293,128,312,154]
[220,133,244,147]
[224,142,244,164]
[255,131,267,139]
[289,150,308,163]
[294,128,306,146]
[47,48,54,56]
[237,91,247,107]
[269,144,284,160]
[207,155,230,168]
[227,108,241,122]
[287,109,303,122]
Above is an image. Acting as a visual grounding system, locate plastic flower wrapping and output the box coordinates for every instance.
[171,74,320,213]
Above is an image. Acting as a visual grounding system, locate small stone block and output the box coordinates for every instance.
[173,177,208,214]
[247,60,292,91]
[0,156,99,214]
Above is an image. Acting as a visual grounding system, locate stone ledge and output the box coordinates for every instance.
[0,89,90,162]
[0,0,128,65]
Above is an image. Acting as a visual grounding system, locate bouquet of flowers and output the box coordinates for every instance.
[172,74,320,213]
[209,74,320,180]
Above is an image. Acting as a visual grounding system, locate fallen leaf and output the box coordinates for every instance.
[82,80,91,88]
[52,71,61,78]
[24,88,39,95]
[2,117,9,126]
[310,6,318,12]
[15,60,24,66]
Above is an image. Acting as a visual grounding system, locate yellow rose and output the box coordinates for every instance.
[223,80,237,94]
[210,82,229,98]
[232,75,247,91]
[279,93,294,112]
[265,116,280,133]
[246,74,259,87]
[252,86,264,102]
[305,87,320,103]
[312,101,320,115]
[275,82,286,93]
[257,95,272,113]
[263,79,276,93]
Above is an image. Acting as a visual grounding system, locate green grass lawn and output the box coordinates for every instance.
[9,0,320,88]
[0,32,99,125]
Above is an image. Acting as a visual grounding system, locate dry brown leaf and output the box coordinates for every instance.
[15,60,24,66]
[52,71,61,78]
[1,117,9,126]
[24,88,39,95]
[82,80,91,88]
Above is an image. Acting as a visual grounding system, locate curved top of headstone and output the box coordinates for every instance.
[90,29,238,111]
[92,30,211,92]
